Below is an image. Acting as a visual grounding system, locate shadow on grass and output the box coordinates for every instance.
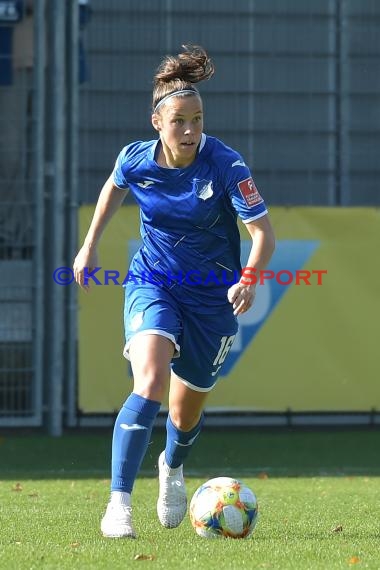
[0,428,379,480]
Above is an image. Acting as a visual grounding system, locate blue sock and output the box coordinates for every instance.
[165,413,204,469]
[111,393,161,493]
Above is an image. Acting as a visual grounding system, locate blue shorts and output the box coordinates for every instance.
[123,283,238,392]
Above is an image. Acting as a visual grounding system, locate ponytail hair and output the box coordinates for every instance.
[152,44,215,112]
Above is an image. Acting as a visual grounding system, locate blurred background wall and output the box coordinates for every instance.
[79,0,380,207]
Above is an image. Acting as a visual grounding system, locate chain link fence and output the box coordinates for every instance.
[0,0,41,426]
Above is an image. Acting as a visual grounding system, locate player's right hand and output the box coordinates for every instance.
[227,281,256,316]
[73,246,99,292]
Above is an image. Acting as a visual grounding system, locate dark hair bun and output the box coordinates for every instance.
[154,44,214,86]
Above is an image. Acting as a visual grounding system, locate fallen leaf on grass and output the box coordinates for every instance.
[134,554,155,561]
[70,542,80,548]
[331,524,343,532]
[348,556,360,565]
[257,472,269,480]
[12,483,23,492]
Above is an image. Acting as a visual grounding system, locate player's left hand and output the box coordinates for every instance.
[227,282,256,316]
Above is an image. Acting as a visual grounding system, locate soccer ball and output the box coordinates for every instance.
[189,476,258,539]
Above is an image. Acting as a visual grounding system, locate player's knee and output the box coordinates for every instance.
[133,369,169,402]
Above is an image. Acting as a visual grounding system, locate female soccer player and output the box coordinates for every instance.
[73,45,275,538]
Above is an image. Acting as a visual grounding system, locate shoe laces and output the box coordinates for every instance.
[109,503,132,519]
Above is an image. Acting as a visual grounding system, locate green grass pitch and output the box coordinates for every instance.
[0,428,379,569]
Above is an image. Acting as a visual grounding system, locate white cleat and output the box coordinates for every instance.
[101,502,136,538]
[157,451,187,528]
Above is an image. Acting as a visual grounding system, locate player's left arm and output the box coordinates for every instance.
[228,215,275,316]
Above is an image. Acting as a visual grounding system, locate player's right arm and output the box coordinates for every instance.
[73,175,128,291]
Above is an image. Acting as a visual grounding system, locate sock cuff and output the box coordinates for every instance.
[123,393,161,419]
[110,490,131,506]
[167,412,204,444]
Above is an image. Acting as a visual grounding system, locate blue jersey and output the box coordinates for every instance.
[112,134,268,310]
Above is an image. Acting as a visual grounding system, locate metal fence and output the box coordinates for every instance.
[0,0,43,427]
[0,0,379,432]
[0,0,80,431]
[79,0,380,206]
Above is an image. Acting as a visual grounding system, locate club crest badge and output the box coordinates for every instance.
[193,179,214,201]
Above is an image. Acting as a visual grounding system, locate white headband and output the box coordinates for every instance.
[154,89,198,112]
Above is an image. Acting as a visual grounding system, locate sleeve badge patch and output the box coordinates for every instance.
[237,177,263,208]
